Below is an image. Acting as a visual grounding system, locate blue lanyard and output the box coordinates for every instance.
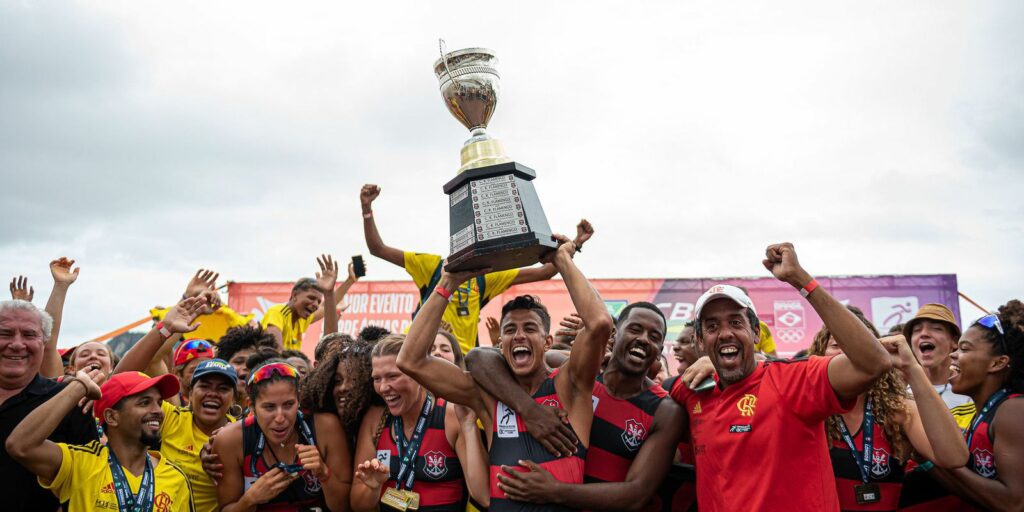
[250,410,316,477]
[107,448,154,512]
[392,393,435,490]
[836,398,875,484]
[965,389,1009,449]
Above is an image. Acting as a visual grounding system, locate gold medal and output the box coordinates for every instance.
[380,487,410,511]
[404,489,421,510]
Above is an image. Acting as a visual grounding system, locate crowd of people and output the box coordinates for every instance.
[1,184,1022,512]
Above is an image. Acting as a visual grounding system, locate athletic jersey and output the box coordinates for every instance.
[151,305,252,345]
[489,368,588,512]
[40,441,195,512]
[159,401,234,512]
[828,408,905,511]
[260,304,314,352]
[965,391,1022,480]
[661,375,694,465]
[241,414,325,511]
[375,398,466,512]
[404,251,518,355]
[670,356,853,512]
[585,373,666,483]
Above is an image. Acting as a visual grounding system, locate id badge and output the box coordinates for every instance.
[457,306,470,317]
[854,483,881,504]
[380,487,409,511]
[404,490,421,510]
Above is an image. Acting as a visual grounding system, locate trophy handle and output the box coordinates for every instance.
[438,38,461,90]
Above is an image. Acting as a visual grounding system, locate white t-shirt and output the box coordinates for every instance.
[908,382,972,409]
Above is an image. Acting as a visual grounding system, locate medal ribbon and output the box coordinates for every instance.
[836,398,874,484]
[107,448,154,512]
[392,393,435,491]
[965,388,1009,449]
[250,409,317,477]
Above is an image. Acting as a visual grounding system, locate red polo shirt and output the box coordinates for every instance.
[670,356,853,512]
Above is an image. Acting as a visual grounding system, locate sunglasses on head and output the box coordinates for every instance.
[181,339,212,351]
[974,314,1008,354]
[247,362,300,388]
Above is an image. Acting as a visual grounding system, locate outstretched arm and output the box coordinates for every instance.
[5,369,102,482]
[312,256,358,324]
[763,243,890,401]
[883,336,968,468]
[396,266,490,419]
[512,219,594,285]
[360,184,405,267]
[465,347,579,457]
[115,297,204,375]
[497,399,686,511]
[40,258,80,378]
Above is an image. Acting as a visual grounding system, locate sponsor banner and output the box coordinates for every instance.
[228,274,958,362]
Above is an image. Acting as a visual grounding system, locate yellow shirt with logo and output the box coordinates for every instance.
[159,401,235,512]
[260,303,314,352]
[404,252,519,355]
[756,320,777,354]
[951,402,977,430]
[150,306,252,345]
[40,440,194,512]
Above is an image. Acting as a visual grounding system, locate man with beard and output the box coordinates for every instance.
[396,235,611,512]
[466,302,687,511]
[902,304,974,424]
[668,243,891,511]
[6,369,195,512]
[0,299,99,512]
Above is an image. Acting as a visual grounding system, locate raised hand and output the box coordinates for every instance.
[49,258,80,287]
[345,261,359,284]
[574,219,594,246]
[555,313,584,339]
[438,261,492,293]
[9,276,33,301]
[360,184,381,208]
[184,269,219,298]
[762,242,812,288]
[485,316,501,345]
[539,234,575,265]
[880,334,919,374]
[162,296,205,334]
[72,369,103,400]
[296,443,329,481]
[355,457,390,490]
[315,254,339,292]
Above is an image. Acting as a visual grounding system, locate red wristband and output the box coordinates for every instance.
[800,279,820,298]
[435,286,453,300]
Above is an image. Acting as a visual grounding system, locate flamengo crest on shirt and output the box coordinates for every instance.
[737,394,757,417]
[424,450,448,479]
[621,419,647,451]
[973,448,996,478]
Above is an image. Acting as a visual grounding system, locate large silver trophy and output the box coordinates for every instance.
[434,45,555,272]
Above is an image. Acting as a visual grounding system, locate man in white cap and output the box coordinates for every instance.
[667,243,891,512]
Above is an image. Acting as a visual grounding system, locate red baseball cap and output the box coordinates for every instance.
[173,339,214,368]
[94,371,180,425]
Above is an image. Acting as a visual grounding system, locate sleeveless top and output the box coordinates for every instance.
[489,367,588,512]
[375,398,466,512]
[585,373,666,483]
[241,414,326,511]
[828,411,905,511]
[662,375,694,465]
[965,391,1022,480]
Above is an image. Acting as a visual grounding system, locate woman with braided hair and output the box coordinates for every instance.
[351,334,489,512]
[808,306,968,511]
[924,299,1024,511]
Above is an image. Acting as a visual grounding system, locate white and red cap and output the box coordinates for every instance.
[693,284,757,323]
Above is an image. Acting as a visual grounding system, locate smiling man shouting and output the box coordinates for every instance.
[668,243,892,511]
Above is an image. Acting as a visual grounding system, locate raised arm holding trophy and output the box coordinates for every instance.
[434,42,557,271]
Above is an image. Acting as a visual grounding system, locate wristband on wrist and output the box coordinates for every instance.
[155,321,172,340]
[362,211,373,219]
[435,285,453,301]
[799,279,820,298]
[575,243,583,253]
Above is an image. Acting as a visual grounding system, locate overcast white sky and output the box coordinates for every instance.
[2,1,1021,346]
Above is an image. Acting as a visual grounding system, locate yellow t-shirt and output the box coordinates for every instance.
[150,306,252,345]
[40,440,194,512]
[404,252,519,355]
[159,401,235,512]
[756,320,777,354]
[951,402,978,431]
[260,303,314,352]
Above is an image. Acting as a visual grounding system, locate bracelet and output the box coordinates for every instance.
[155,321,172,340]
[575,243,583,253]
[435,285,453,300]
[362,211,373,219]
[799,279,820,298]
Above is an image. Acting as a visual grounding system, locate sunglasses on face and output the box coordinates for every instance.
[247,362,300,388]
[974,314,1008,354]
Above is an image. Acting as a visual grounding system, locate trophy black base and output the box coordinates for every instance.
[443,161,556,272]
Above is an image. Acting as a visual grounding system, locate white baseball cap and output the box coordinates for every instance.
[693,284,756,323]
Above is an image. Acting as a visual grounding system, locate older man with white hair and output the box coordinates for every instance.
[0,300,99,512]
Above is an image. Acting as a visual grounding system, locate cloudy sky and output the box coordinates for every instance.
[2,1,1021,346]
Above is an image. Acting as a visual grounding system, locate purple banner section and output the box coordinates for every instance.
[650,274,959,357]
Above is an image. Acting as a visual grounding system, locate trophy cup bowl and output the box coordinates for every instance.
[435,46,556,272]
[433,48,511,173]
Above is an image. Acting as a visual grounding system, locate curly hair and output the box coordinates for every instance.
[216,325,275,361]
[808,305,912,461]
[358,325,392,344]
[315,332,354,362]
[986,300,1024,393]
[300,337,375,433]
